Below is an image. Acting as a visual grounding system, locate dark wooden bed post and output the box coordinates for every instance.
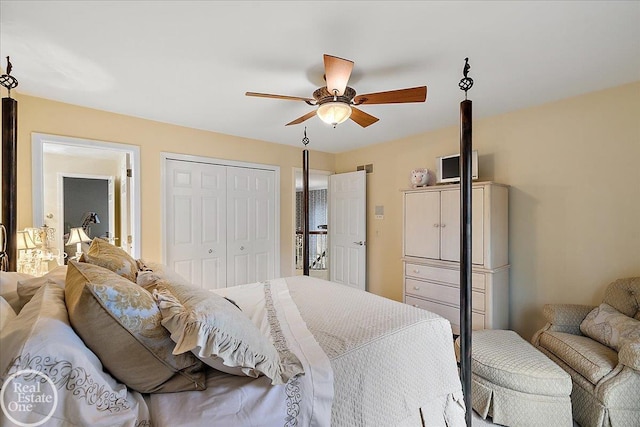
[459,58,474,427]
[301,128,310,276]
[1,57,19,272]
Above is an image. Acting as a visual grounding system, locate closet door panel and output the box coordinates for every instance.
[166,160,227,289]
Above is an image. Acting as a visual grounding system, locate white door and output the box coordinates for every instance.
[404,191,441,258]
[440,188,484,264]
[328,170,366,290]
[226,166,276,286]
[165,159,227,289]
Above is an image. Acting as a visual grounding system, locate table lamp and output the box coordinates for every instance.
[66,227,92,259]
[17,230,37,274]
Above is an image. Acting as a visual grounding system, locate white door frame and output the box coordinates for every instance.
[32,133,141,257]
[160,152,280,278]
[57,173,116,258]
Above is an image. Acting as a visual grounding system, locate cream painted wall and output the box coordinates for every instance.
[5,83,639,340]
[335,81,640,340]
[9,94,335,277]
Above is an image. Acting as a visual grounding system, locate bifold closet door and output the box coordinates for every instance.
[165,159,227,289]
[226,166,276,287]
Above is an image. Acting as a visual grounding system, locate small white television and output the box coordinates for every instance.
[436,151,478,184]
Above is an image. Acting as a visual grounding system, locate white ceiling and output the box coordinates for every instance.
[1,1,638,154]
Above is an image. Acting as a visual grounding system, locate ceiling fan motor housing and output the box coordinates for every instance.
[313,86,356,106]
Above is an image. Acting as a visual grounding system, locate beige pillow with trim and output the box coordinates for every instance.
[82,238,138,282]
[64,261,206,393]
[580,303,640,351]
[0,295,17,331]
[152,279,303,385]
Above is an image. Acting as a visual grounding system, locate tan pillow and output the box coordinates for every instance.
[580,303,640,351]
[64,261,206,393]
[152,279,303,385]
[16,266,67,310]
[83,238,138,282]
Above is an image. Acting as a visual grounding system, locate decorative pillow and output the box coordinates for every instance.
[16,265,67,310]
[580,303,640,351]
[0,271,33,313]
[0,295,17,330]
[64,261,206,393]
[82,238,138,282]
[0,283,150,426]
[152,279,303,385]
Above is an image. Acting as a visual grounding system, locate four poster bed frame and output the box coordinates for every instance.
[1,59,475,426]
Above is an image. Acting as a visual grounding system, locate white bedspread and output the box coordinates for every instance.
[148,278,333,427]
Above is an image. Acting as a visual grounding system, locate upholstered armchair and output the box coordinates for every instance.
[532,277,640,427]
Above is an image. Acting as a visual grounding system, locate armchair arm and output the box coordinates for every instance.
[619,341,640,372]
[542,304,596,335]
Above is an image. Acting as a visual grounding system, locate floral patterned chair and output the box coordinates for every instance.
[531,277,640,427]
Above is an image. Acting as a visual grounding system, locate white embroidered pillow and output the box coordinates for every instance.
[0,283,150,426]
[580,303,640,351]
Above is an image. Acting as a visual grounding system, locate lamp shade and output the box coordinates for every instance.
[66,227,92,246]
[17,230,37,250]
[316,102,352,126]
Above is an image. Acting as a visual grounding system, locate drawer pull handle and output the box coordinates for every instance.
[413,269,420,273]
[412,304,419,308]
[413,286,420,290]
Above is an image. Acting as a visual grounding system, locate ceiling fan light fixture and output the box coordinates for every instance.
[317,102,352,127]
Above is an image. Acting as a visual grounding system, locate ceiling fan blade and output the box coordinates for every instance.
[324,54,354,97]
[285,110,317,126]
[246,92,314,102]
[353,86,427,105]
[349,107,379,128]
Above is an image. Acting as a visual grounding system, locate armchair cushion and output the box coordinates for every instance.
[580,303,640,351]
[603,277,640,319]
[618,341,640,371]
[538,331,617,384]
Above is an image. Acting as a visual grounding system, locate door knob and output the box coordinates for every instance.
[240,246,245,251]
[353,241,365,246]
[208,249,213,254]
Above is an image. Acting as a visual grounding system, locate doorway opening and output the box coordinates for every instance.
[294,169,330,280]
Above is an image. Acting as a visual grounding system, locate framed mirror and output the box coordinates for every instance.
[32,133,141,263]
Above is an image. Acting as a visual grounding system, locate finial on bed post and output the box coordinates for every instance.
[459,58,474,427]
[301,127,310,276]
[1,56,19,271]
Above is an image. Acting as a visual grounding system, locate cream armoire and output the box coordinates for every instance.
[402,182,509,334]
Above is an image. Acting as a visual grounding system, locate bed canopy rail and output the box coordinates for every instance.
[301,127,310,276]
[1,56,19,272]
[459,57,474,427]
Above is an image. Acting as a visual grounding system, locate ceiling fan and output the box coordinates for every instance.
[246,54,427,128]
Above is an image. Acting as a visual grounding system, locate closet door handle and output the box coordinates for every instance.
[440,223,446,228]
[240,246,245,251]
[433,224,440,227]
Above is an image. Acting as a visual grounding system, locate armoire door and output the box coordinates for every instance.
[440,188,484,264]
[226,166,276,287]
[165,159,227,288]
[404,191,441,259]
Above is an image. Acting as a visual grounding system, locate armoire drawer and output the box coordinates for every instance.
[405,263,486,290]
[405,296,485,335]
[405,278,485,312]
